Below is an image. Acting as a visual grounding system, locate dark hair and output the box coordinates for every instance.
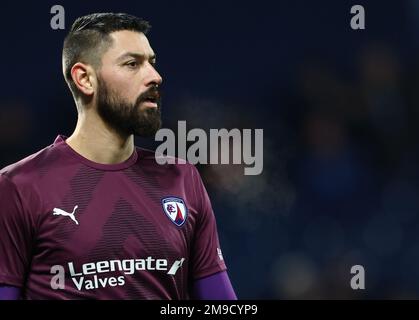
[62,13,150,98]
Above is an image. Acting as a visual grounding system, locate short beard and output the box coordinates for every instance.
[96,77,162,138]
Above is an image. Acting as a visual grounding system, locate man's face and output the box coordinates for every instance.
[96,30,163,137]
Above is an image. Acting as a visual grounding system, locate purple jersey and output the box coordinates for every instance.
[0,135,227,299]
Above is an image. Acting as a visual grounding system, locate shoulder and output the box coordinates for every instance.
[0,141,62,188]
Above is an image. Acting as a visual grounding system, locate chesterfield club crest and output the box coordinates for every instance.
[162,197,188,227]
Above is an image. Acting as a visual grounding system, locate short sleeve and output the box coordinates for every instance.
[0,174,34,287]
[189,166,227,280]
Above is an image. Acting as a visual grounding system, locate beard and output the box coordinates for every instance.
[96,76,162,137]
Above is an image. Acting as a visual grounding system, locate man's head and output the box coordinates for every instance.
[62,13,163,137]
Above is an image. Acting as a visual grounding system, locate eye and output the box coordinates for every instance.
[125,60,138,68]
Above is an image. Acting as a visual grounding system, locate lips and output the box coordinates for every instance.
[143,95,158,104]
[142,90,159,103]
[137,86,161,109]
[141,101,158,108]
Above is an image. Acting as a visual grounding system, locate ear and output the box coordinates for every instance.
[70,62,96,96]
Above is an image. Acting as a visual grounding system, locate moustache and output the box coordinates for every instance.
[136,86,161,107]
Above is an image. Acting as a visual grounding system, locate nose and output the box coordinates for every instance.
[145,62,163,87]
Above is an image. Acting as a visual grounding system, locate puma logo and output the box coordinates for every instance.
[52,205,79,225]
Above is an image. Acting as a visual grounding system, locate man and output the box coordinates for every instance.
[0,13,237,300]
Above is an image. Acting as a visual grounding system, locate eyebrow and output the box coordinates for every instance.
[116,52,156,62]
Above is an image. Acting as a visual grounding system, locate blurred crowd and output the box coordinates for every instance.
[206,44,419,299]
[161,42,419,299]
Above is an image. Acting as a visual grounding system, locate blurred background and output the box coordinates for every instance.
[2,0,419,299]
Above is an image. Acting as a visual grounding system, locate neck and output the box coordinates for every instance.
[66,109,135,165]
